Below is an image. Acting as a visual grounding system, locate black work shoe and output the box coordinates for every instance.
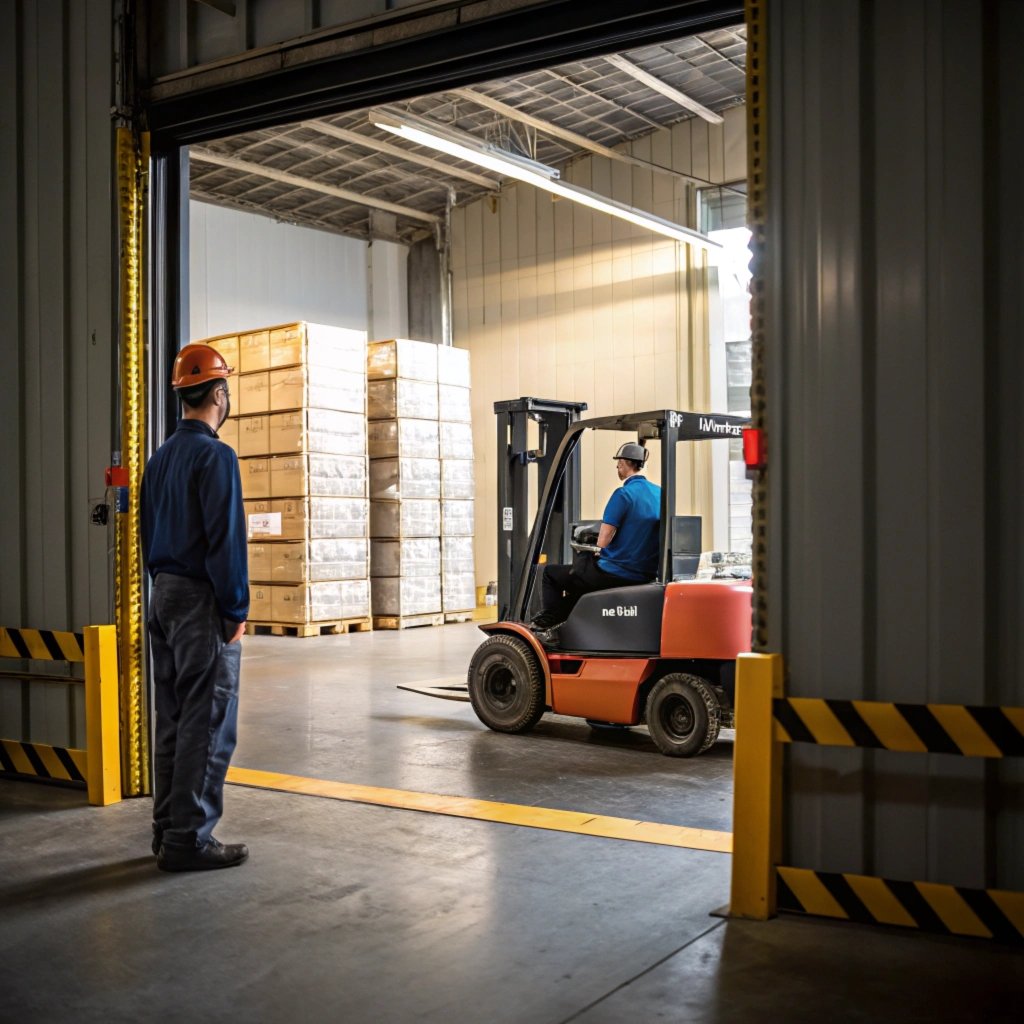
[151,827,162,857]
[533,626,560,648]
[157,837,249,873]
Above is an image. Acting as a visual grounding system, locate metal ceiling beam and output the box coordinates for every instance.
[307,120,499,191]
[542,68,662,131]
[449,87,713,186]
[603,53,723,124]
[190,148,440,223]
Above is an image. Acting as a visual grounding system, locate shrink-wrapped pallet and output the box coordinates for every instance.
[368,378,438,421]
[437,384,471,423]
[238,329,271,373]
[441,536,475,576]
[439,421,473,460]
[436,345,470,388]
[441,499,474,537]
[205,334,240,372]
[269,454,368,498]
[441,572,476,613]
[270,538,369,582]
[248,543,273,583]
[268,365,365,414]
[370,499,440,539]
[367,338,438,382]
[240,457,271,500]
[267,409,366,457]
[371,576,442,617]
[367,418,439,459]
[271,580,371,623]
[245,497,369,541]
[370,458,441,501]
[370,538,441,578]
[268,323,366,373]
[441,459,474,499]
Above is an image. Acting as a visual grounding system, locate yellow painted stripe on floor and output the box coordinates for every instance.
[928,705,1001,758]
[226,766,732,853]
[915,882,991,939]
[844,874,916,928]
[851,701,928,753]
[778,866,848,919]
[788,699,854,747]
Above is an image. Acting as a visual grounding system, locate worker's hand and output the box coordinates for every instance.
[228,620,246,644]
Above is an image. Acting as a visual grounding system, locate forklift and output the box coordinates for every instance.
[404,397,753,757]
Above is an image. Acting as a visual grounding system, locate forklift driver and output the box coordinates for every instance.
[531,442,662,639]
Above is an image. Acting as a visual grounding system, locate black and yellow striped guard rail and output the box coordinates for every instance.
[729,653,1024,944]
[0,625,121,806]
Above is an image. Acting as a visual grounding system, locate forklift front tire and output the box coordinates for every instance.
[468,634,546,734]
[646,673,721,757]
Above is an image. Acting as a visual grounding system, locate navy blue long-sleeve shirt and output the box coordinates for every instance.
[140,419,249,623]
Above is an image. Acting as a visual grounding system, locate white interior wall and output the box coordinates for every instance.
[189,199,407,341]
[452,106,746,588]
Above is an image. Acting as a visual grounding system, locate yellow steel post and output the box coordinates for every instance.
[84,625,122,806]
[730,652,783,919]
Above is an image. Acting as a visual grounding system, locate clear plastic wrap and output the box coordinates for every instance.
[269,323,367,372]
[367,418,439,459]
[268,409,366,457]
[368,378,439,421]
[442,572,476,612]
[371,575,442,616]
[441,459,475,499]
[441,535,475,575]
[271,538,369,582]
[371,538,441,578]
[370,499,441,538]
[436,345,471,387]
[367,338,438,382]
[370,458,441,501]
[269,365,365,414]
[245,497,369,540]
[437,384,471,423]
[271,580,371,623]
[441,499,474,537]
[270,454,368,498]
[240,457,271,499]
[438,421,473,460]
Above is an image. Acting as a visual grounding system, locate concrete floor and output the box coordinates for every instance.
[1,624,1021,1022]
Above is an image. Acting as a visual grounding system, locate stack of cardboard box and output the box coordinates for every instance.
[205,323,371,633]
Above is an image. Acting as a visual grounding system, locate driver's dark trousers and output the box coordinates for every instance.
[539,553,630,625]
[148,574,242,852]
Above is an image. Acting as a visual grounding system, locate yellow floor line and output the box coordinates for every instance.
[227,766,732,854]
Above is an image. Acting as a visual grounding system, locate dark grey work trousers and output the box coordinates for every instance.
[149,574,241,850]
[540,553,628,624]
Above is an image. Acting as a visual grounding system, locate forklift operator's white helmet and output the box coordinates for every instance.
[613,442,649,464]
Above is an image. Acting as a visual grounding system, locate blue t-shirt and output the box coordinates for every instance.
[596,474,662,581]
[140,419,249,623]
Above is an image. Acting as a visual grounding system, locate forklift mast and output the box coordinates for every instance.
[494,397,588,619]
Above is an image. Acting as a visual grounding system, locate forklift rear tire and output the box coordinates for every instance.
[468,634,546,734]
[646,673,721,757]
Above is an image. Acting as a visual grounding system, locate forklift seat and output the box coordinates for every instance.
[556,584,665,655]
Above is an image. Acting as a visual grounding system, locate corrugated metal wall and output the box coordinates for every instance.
[769,0,1024,889]
[452,106,746,587]
[0,1,114,747]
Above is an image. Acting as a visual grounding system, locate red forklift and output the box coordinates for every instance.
[404,398,753,757]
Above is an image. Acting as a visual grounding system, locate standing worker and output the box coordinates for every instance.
[532,442,661,640]
[141,343,249,872]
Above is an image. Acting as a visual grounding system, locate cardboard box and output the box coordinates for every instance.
[370,458,441,502]
[370,499,440,539]
[441,499,474,537]
[441,459,474,499]
[245,497,369,541]
[268,409,366,457]
[270,454,368,499]
[269,365,365,414]
[239,330,271,373]
[368,378,438,421]
[439,421,473,460]
[371,575,442,617]
[367,339,438,382]
[367,418,439,460]
[269,322,367,372]
[238,415,270,457]
[442,571,476,612]
[205,334,240,373]
[271,538,369,583]
[441,535,475,575]
[436,345,470,387]
[240,457,271,500]
[271,580,370,623]
[437,383,471,423]
[248,543,273,583]
[219,418,239,454]
[371,538,441,578]
[249,585,272,621]
[238,371,270,415]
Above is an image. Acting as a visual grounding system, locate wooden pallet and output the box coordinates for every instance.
[245,618,372,638]
[443,610,475,624]
[372,612,444,630]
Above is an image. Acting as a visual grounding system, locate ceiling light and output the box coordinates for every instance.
[370,107,720,252]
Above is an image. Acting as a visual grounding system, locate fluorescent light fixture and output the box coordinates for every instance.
[370,107,720,251]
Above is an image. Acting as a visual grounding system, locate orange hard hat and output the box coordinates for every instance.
[171,343,233,389]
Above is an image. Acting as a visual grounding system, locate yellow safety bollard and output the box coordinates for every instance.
[84,625,122,806]
[729,652,784,919]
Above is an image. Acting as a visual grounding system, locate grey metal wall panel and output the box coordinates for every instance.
[0,1,114,742]
[770,0,1023,889]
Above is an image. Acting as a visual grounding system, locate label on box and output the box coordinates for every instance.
[249,512,282,537]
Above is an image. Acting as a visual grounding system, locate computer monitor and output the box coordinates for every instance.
[671,515,702,580]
